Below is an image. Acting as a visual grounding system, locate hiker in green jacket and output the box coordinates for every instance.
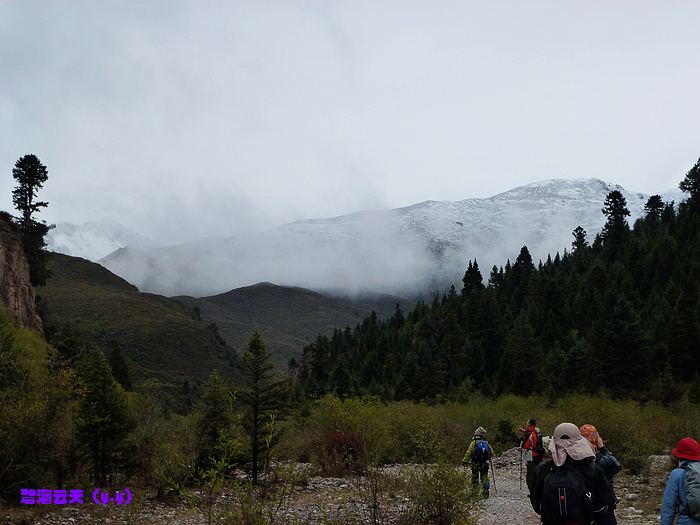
[463,426,495,498]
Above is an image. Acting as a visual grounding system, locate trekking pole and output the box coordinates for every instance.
[489,458,497,495]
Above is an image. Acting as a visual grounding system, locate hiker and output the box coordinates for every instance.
[580,424,621,525]
[463,426,495,498]
[519,418,545,493]
[531,422,615,525]
[660,437,700,525]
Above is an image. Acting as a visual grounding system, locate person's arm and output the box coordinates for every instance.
[523,431,534,451]
[463,441,475,465]
[488,443,495,458]
[660,469,681,525]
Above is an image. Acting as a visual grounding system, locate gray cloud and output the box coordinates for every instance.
[1,1,699,245]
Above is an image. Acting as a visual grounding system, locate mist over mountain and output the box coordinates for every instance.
[46,220,156,261]
[57,178,681,298]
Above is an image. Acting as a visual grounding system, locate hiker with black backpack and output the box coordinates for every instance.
[660,437,700,525]
[463,426,495,498]
[520,418,545,494]
[580,424,621,525]
[531,422,615,525]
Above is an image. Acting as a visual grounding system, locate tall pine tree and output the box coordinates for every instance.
[238,331,289,483]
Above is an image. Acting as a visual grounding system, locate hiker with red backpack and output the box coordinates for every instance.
[463,426,495,498]
[520,418,545,494]
[530,422,615,525]
[661,437,700,525]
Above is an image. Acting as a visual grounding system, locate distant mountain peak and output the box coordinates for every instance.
[57,178,686,297]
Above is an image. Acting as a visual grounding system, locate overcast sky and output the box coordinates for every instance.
[1,1,699,244]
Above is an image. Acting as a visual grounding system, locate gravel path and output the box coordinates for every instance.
[479,448,540,525]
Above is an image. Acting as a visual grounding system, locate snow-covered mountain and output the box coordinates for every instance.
[46,220,155,261]
[98,178,684,297]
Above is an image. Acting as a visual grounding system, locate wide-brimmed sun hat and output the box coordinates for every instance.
[474,426,486,438]
[549,422,596,467]
[673,437,700,461]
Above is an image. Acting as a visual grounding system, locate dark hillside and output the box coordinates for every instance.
[40,253,233,389]
[175,283,409,366]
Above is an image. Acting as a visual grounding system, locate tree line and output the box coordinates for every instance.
[294,159,700,402]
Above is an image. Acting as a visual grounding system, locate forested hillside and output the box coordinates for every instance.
[175,283,409,366]
[39,253,234,403]
[296,161,700,402]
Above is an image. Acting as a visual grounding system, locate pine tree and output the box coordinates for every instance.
[644,195,665,220]
[680,157,700,207]
[76,349,131,486]
[11,154,52,286]
[496,314,539,395]
[509,246,535,312]
[595,295,649,394]
[238,331,289,484]
[667,282,700,381]
[571,226,588,253]
[197,370,234,471]
[488,265,504,288]
[512,246,535,279]
[461,259,484,296]
[600,190,630,258]
[12,154,48,225]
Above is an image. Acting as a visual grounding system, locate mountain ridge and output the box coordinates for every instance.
[60,178,684,297]
[174,281,409,366]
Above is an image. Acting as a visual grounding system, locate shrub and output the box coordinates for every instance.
[494,419,519,452]
[398,462,480,525]
[280,392,700,479]
[319,430,365,476]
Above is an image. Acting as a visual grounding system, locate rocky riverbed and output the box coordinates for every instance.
[3,449,670,524]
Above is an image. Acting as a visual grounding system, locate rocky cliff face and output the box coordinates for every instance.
[0,214,43,332]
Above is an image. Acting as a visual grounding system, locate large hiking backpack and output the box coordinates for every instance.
[684,461,700,520]
[472,440,491,463]
[539,465,593,525]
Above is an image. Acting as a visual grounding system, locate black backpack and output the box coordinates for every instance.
[539,465,593,525]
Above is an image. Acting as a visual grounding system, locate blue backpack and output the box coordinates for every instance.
[472,440,491,463]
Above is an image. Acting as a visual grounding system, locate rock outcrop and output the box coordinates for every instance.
[0,213,43,333]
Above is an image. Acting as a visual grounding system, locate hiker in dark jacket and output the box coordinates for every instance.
[580,424,621,525]
[661,437,700,525]
[531,422,615,525]
[463,426,495,498]
[519,418,544,494]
